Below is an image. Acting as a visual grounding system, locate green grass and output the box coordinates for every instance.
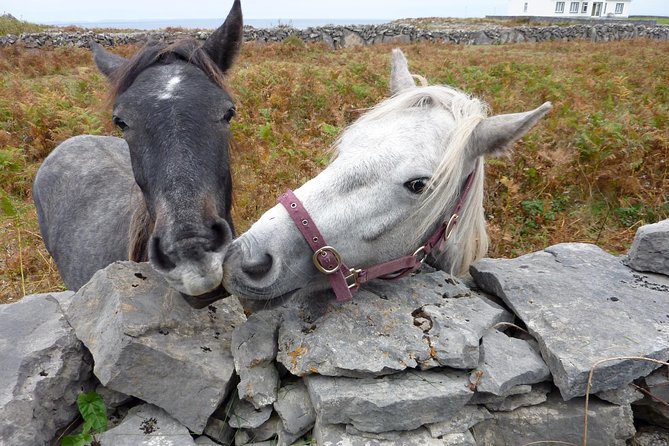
[0,14,47,35]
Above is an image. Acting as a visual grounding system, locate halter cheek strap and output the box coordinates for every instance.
[278,192,354,302]
[278,164,478,302]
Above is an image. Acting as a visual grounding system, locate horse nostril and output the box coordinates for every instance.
[209,219,233,253]
[241,253,273,280]
[150,236,177,271]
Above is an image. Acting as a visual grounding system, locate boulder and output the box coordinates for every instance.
[305,369,473,433]
[626,219,669,275]
[66,261,246,433]
[471,243,669,399]
[0,294,92,446]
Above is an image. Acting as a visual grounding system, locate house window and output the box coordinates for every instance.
[555,2,565,13]
[524,2,529,12]
[570,2,580,13]
[582,2,588,12]
[615,2,624,13]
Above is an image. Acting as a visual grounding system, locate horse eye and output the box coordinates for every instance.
[405,178,428,194]
[222,106,236,123]
[112,115,128,131]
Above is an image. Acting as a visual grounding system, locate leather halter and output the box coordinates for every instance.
[278,165,478,302]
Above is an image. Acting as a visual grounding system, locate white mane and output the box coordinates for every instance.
[342,84,491,275]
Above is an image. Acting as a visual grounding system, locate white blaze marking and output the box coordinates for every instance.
[159,76,182,100]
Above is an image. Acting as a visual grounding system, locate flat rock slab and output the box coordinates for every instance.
[471,243,669,399]
[0,294,92,446]
[275,270,511,377]
[305,369,473,433]
[66,261,246,433]
[472,392,636,446]
[98,403,196,445]
[626,219,669,275]
[315,421,459,446]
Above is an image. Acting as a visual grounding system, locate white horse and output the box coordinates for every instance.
[223,49,552,301]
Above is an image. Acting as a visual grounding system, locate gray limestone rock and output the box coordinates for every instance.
[232,308,281,408]
[97,403,196,445]
[644,367,669,402]
[626,219,669,275]
[442,431,477,446]
[472,392,636,446]
[596,383,644,405]
[470,384,533,405]
[273,380,316,435]
[482,382,552,412]
[629,426,669,446]
[276,270,511,377]
[471,330,551,395]
[0,295,92,446]
[471,243,669,400]
[305,369,473,433]
[417,297,515,369]
[233,413,300,446]
[66,261,246,434]
[315,420,451,446]
[194,436,220,445]
[228,395,273,429]
[425,405,492,437]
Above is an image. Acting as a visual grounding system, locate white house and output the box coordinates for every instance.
[507,0,632,18]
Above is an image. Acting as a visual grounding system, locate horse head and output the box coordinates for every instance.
[223,48,551,302]
[91,0,242,305]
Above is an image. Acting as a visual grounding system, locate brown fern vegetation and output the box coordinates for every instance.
[1,38,667,303]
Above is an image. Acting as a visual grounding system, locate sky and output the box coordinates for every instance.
[2,0,667,24]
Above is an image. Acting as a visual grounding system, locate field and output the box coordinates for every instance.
[0,35,668,303]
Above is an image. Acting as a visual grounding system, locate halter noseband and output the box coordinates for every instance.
[278,165,478,302]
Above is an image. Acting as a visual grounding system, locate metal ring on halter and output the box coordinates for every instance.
[413,246,428,264]
[312,246,343,274]
[444,214,459,240]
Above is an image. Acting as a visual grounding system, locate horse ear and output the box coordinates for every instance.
[203,0,243,74]
[90,42,127,78]
[467,102,552,157]
[390,48,416,95]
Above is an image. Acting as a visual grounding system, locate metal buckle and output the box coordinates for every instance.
[345,268,362,289]
[312,246,342,274]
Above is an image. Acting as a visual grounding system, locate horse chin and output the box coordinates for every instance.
[179,284,229,309]
[159,253,226,300]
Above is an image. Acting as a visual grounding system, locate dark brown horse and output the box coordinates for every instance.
[33,1,243,308]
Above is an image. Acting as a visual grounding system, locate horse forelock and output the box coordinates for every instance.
[109,39,227,101]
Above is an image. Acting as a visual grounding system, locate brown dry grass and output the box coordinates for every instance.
[1,38,667,303]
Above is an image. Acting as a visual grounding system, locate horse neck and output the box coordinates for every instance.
[128,185,154,262]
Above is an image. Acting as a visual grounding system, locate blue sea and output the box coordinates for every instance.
[49,18,391,30]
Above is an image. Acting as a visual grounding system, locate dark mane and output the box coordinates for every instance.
[109,39,227,100]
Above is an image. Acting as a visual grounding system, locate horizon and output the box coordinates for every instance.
[4,0,667,25]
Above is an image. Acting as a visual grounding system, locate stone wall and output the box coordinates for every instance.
[1,22,668,49]
[1,220,669,445]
